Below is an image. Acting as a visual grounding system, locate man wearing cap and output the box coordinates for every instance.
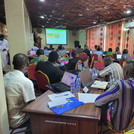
[0,34,9,73]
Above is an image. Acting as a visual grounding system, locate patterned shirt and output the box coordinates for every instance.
[30,55,48,65]
[99,63,124,87]
[95,78,134,130]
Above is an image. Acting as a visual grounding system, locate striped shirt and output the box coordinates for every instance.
[95,78,134,130]
[99,62,124,87]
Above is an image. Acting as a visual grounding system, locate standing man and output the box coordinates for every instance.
[0,34,9,73]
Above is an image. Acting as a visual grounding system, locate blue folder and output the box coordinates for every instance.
[48,97,84,115]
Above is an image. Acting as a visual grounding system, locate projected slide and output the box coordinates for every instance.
[46,28,67,44]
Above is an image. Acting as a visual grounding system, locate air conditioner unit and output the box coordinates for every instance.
[124,21,134,29]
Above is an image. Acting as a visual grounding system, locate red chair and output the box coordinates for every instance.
[79,52,87,59]
[94,61,105,70]
[27,64,36,80]
[91,53,99,62]
[119,60,127,68]
[35,70,50,92]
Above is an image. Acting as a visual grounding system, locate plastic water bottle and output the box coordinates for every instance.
[91,66,97,80]
[76,76,81,92]
[70,77,75,93]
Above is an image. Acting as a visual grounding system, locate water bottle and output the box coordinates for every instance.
[76,76,81,92]
[70,77,75,93]
[91,66,96,80]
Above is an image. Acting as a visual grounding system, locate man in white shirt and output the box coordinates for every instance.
[0,34,9,73]
[4,53,36,130]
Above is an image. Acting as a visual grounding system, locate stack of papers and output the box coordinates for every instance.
[78,93,100,103]
[91,80,108,89]
[48,91,75,108]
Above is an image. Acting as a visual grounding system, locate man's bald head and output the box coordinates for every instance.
[12,53,29,70]
[103,56,113,67]
[123,61,134,79]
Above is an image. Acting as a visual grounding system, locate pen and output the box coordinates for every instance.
[55,94,69,98]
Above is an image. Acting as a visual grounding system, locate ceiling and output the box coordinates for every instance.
[1,0,134,30]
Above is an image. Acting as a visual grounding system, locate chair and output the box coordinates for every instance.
[100,110,134,134]
[119,60,127,68]
[94,61,105,70]
[79,52,87,59]
[27,64,36,80]
[35,70,50,92]
[91,53,99,62]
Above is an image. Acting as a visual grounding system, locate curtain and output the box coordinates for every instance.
[122,26,134,56]
[87,26,105,50]
[105,22,122,53]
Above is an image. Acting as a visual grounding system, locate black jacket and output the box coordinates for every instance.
[35,61,67,84]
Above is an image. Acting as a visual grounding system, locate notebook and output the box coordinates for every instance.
[79,69,95,88]
[49,71,77,93]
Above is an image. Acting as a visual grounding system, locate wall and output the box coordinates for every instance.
[0,54,9,134]
[78,29,86,49]
[33,28,78,50]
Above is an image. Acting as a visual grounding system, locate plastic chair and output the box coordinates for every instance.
[27,64,36,80]
[94,61,105,70]
[35,70,50,92]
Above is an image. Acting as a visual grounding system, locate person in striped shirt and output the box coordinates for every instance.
[98,55,124,88]
[95,61,134,130]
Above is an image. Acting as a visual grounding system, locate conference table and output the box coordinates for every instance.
[22,89,103,134]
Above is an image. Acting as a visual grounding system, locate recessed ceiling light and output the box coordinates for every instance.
[93,21,97,24]
[86,8,89,11]
[126,9,131,14]
[40,15,44,19]
[79,14,83,16]
[42,26,44,27]
[39,0,45,2]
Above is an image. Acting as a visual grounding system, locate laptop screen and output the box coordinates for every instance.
[117,54,122,59]
[61,71,77,86]
[79,69,93,87]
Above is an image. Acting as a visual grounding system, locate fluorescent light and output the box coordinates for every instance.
[42,26,44,27]
[79,14,83,16]
[126,9,131,14]
[40,15,44,19]
[39,0,45,2]
[93,21,97,24]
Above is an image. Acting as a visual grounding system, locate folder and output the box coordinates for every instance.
[48,97,84,115]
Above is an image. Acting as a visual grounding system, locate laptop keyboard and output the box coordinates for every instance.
[50,82,70,93]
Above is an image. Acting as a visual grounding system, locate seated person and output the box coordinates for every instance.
[75,45,82,55]
[57,45,65,57]
[92,45,98,53]
[107,48,114,55]
[35,51,67,84]
[95,61,134,130]
[98,56,124,87]
[32,43,39,51]
[48,45,54,50]
[121,49,131,61]
[93,46,102,61]
[4,53,36,129]
[115,47,121,54]
[30,48,48,65]
[44,46,50,55]
[68,50,88,70]
[83,44,91,58]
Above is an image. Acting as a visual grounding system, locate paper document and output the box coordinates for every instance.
[91,80,108,89]
[78,93,100,103]
[48,97,68,108]
[48,91,75,101]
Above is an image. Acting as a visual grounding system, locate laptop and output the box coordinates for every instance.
[49,71,77,93]
[117,54,122,59]
[79,69,95,88]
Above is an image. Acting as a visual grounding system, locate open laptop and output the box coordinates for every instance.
[117,54,122,59]
[48,71,77,93]
[79,69,95,88]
